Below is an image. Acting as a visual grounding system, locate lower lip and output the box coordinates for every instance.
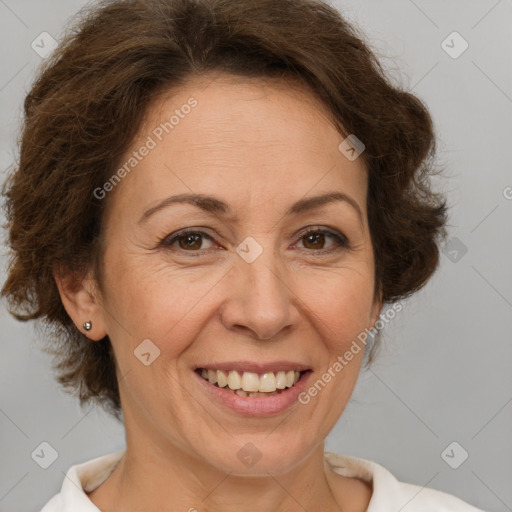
[193,370,312,417]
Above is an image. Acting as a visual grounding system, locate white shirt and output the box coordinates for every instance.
[40,450,485,511]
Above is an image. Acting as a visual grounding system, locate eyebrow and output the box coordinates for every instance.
[138,191,363,224]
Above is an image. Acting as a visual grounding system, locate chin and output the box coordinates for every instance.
[192,434,316,477]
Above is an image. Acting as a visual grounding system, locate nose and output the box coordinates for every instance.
[219,246,298,340]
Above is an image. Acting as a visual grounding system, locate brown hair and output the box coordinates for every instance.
[1,0,447,420]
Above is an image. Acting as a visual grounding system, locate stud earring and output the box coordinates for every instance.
[83,321,92,331]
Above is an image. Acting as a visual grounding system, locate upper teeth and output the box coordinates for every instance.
[200,369,301,392]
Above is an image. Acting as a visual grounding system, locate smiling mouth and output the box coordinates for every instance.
[195,368,309,398]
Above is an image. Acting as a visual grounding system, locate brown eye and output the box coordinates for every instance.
[295,228,348,253]
[178,234,202,250]
[177,233,205,250]
[162,230,215,252]
[302,232,327,250]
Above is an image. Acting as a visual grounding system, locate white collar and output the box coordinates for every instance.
[45,449,481,511]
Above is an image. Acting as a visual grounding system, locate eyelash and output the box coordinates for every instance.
[160,227,350,257]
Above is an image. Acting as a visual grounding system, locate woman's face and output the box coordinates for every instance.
[96,73,381,475]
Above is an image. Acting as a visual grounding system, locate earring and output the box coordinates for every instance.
[83,321,92,331]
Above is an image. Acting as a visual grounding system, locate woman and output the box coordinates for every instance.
[1,0,484,510]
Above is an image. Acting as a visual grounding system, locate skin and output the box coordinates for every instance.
[56,72,382,512]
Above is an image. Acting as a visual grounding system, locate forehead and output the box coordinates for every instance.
[105,73,368,220]
[146,75,338,149]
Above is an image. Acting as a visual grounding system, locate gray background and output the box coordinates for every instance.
[1,1,511,511]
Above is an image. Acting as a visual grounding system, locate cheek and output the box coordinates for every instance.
[295,267,376,347]
[103,254,223,350]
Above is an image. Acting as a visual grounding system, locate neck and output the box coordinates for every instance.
[88,439,347,512]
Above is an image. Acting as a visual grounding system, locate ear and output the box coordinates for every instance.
[369,290,383,329]
[53,266,108,341]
